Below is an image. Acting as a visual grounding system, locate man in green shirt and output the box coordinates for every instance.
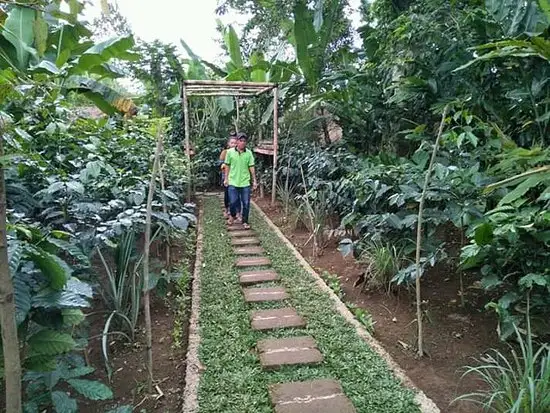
[223,132,257,229]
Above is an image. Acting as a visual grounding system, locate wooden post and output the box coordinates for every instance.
[182,82,192,202]
[0,127,22,413]
[143,127,164,392]
[271,86,278,205]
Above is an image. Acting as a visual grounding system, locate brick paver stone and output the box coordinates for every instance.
[250,308,306,331]
[236,257,271,267]
[269,379,356,413]
[231,237,260,246]
[243,286,289,302]
[256,336,323,370]
[234,246,265,256]
[239,270,279,285]
[229,230,255,238]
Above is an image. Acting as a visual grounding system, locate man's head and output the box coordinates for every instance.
[228,134,237,149]
[236,132,248,151]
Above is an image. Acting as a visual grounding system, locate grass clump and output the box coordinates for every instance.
[195,196,420,413]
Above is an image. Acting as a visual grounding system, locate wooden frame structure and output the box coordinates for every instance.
[181,80,279,204]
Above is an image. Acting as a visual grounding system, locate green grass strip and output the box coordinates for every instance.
[197,196,420,413]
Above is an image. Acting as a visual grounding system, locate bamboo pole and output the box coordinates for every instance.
[415,105,448,358]
[143,127,164,392]
[182,83,192,202]
[271,86,279,205]
[183,79,276,87]
[158,144,171,271]
[235,96,240,133]
[0,125,22,413]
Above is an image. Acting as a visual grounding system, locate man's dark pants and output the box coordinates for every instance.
[228,185,251,224]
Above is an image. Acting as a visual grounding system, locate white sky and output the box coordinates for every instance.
[85,0,363,63]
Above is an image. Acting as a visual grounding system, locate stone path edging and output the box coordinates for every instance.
[251,200,440,413]
[181,201,205,413]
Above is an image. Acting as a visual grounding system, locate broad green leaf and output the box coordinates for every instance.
[27,329,76,356]
[74,35,136,73]
[2,6,36,70]
[474,223,494,245]
[14,276,31,325]
[26,247,72,290]
[498,174,549,205]
[30,60,61,75]
[51,391,77,413]
[66,180,84,195]
[46,237,90,266]
[223,25,243,69]
[23,354,56,372]
[62,308,86,326]
[486,0,548,36]
[63,75,135,115]
[33,13,48,57]
[249,51,267,82]
[293,0,317,86]
[67,379,113,400]
[171,215,189,230]
[518,273,547,288]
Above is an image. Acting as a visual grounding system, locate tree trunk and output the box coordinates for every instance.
[143,127,164,392]
[415,106,448,358]
[0,132,23,413]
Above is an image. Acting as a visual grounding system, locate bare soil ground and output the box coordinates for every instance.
[79,238,194,413]
[254,196,503,413]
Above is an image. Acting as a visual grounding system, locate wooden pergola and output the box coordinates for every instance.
[181,80,279,204]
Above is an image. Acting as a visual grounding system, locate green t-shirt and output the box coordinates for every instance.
[224,148,255,187]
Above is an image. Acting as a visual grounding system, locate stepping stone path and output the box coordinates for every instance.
[235,246,265,255]
[229,230,255,238]
[257,336,323,370]
[269,379,357,413]
[231,237,261,246]
[243,286,289,302]
[236,256,271,268]
[239,269,279,285]
[251,308,306,331]
[221,201,356,412]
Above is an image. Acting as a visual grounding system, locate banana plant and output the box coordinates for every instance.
[290,0,343,143]
[0,1,139,115]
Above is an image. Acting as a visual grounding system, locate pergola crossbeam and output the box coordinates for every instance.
[181,79,279,205]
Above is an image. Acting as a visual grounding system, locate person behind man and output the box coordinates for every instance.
[219,132,239,218]
[224,132,257,229]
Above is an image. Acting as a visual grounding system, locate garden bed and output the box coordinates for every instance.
[79,235,196,412]
[254,196,502,413]
[191,196,432,413]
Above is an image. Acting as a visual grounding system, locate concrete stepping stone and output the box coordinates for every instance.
[227,224,245,231]
[231,237,260,246]
[269,379,356,413]
[229,230,255,238]
[257,336,323,370]
[239,270,279,285]
[243,286,289,302]
[235,246,265,255]
[236,256,271,268]
[251,308,306,331]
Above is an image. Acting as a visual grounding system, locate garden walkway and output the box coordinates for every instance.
[183,195,437,413]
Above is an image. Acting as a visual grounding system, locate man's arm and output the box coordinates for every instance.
[249,153,257,189]
[223,151,231,186]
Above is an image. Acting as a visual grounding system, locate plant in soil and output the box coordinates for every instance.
[453,311,550,413]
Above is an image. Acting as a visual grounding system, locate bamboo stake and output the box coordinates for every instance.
[158,145,171,271]
[143,126,164,392]
[271,87,279,205]
[182,83,192,202]
[415,105,448,358]
[0,123,22,413]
